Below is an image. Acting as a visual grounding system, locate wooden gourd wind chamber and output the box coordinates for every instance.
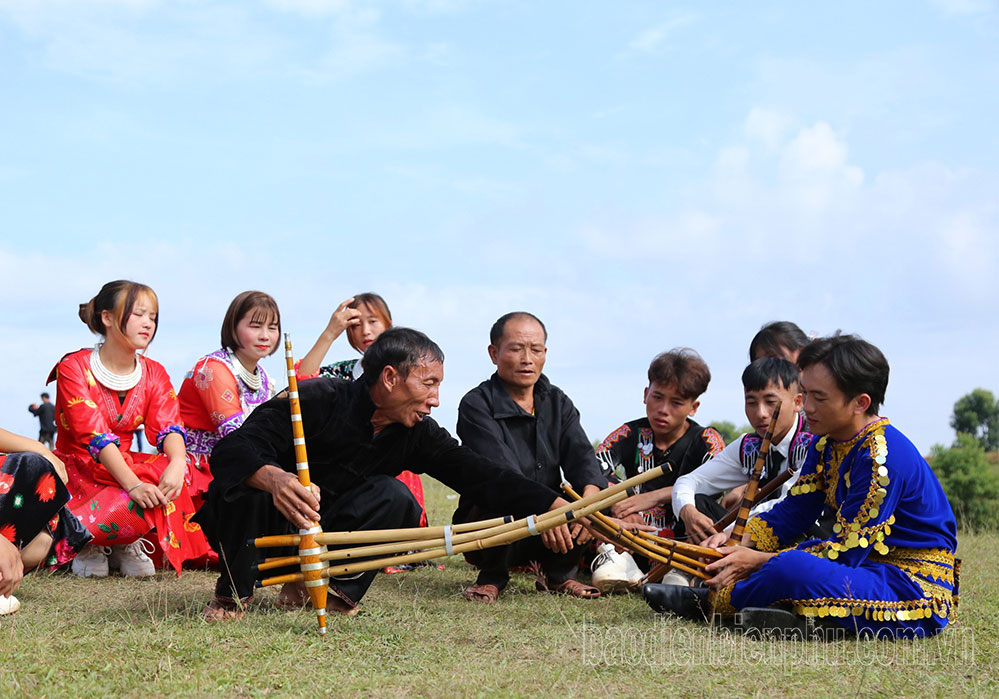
[274,334,329,636]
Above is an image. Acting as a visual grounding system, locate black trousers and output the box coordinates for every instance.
[198,475,422,604]
[455,504,581,590]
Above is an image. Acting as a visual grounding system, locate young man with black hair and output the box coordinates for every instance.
[672,358,813,547]
[590,348,725,591]
[749,321,810,363]
[645,334,959,639]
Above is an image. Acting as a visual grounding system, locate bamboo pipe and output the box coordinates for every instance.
[256,486,630,588]
[712,466,795,531]
[254,465,664,551]
[725,403,781,547]
[255,466,667,577]
[283,334,329,636]
[251,515,515,550]
[642,406,785,584]
[636,532,723,559]
[257,515,546,572]
[261,488,625,573]
[560,484,710,580]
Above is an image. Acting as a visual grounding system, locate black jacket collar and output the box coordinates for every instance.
[486,372,551,419]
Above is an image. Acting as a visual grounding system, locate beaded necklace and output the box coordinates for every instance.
[90,344,142,391]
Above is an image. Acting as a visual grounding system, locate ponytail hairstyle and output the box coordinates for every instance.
[79,280,159,343]
[220,290,281,355]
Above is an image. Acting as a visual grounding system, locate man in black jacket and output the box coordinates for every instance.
[27,393,56,449]
[197,327,578,619]
[455,312,606,602]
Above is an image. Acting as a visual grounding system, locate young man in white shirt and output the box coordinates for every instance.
[673,358,814,545]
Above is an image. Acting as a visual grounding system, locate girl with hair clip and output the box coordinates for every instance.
[49,280,211,578]
[178,291,280,498]
[297,294,429,540]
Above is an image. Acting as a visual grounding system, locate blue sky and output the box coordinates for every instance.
[1,0,997,454]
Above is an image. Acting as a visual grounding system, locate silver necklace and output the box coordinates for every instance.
[90,344,142,391]
[228,349,262,391]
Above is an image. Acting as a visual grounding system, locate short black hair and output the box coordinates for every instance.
[489,312,547,346]
[749,321,810,361]
[742,357,800,393]
[797,333,889,415]
[648,348,711,400]
[40,392,50,399]
[361,327,445,387]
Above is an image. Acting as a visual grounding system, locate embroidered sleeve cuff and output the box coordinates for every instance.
[156,425,187,452]
[746,516,780,552]
[87,433,121,462]
[216,412,244,438]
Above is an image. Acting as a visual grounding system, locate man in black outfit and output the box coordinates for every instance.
[196,327,579,619]
[27,393,56,449]
[455,312,607,602]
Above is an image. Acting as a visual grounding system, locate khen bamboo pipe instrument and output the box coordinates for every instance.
[560,483,711,580]
[642,405,783,585]
[251,515,515,550]
[712,464,795,531]
[725,402,781,547]
[254,466,666,588]
[283,334,329,636]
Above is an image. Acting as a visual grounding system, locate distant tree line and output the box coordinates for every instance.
[932,388,999,529]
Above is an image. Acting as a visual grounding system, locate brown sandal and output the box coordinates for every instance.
[463,583,501,603]
[538,579,601,599]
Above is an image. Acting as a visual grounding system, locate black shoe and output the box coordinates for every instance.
[642,583,710,621]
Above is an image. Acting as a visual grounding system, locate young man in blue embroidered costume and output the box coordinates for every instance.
[454,312,607,602]
[672,358,816,546]
[645,334,958,639]
[590,349,725,591]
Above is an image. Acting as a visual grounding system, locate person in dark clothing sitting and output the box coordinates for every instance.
[197,327,586,620]
[455,312,607,603]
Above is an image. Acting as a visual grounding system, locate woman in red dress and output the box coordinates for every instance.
[50,280,211,577]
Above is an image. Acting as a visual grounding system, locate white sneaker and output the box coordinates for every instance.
[108,538,156,578]
[590,542,644,593]
[0,594,20,615]
[661,569,693,587]
[71,544,111,578]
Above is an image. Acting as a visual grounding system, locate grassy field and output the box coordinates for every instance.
[2,478,996,697]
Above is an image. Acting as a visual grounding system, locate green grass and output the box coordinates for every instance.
[2,479,997,696]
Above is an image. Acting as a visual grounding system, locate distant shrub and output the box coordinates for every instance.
[929,433,999,530]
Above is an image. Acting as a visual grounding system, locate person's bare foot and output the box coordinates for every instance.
[275,581,309,610]
[326,594,359,617]
[201,596,252,621]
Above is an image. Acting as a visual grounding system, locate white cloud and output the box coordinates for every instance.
[779,122,864,212]
[263,0,351,17]
[928,0,993,16]
[744,107,793,151]
[627,14,696,54]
